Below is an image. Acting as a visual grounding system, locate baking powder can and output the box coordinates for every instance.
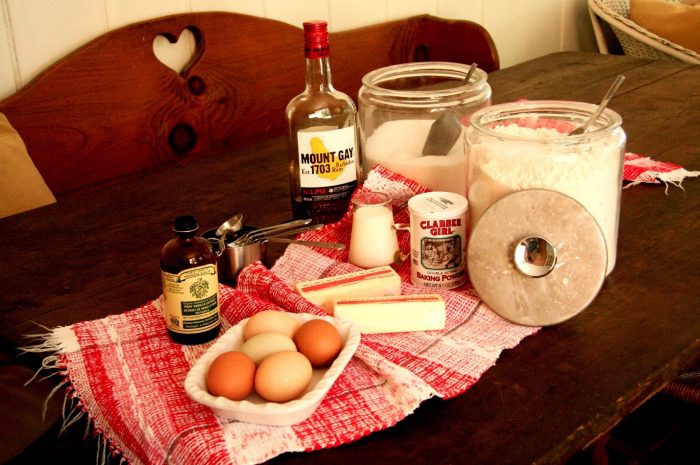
[407,192,468,289]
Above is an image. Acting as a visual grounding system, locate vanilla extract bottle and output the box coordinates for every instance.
[160,215,221,345]
[286,20,361,224]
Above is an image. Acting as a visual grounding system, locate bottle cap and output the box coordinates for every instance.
[173,215,198,233]
[303,20,330,59]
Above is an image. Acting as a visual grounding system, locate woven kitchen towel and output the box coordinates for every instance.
[623,152,700,189]
[33,165,538,465]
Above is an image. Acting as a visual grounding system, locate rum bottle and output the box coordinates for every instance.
[160,215,221,344]
[286,20,361,224]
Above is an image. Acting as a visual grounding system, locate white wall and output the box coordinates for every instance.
[0,0,597,100]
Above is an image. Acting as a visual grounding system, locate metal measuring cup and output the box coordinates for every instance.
[203,225,264,285]
[203,223,345,285]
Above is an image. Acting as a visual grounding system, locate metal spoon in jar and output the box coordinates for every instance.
[421,62,478,156]
[569,75,625,136]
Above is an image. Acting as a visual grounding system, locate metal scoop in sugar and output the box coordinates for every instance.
[421,63,477,156]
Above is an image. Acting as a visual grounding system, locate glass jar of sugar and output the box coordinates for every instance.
[358,62,491,196]
[466,101,625,275]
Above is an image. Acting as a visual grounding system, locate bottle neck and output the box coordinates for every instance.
[176,231,196,241]
[305,54,333,93]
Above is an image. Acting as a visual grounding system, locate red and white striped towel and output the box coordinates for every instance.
[623,152,700,189]
[37,166,537,465]
[35,154,696,465]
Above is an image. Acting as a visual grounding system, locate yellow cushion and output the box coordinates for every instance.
[0,113,56,218]
[630,0,700,54]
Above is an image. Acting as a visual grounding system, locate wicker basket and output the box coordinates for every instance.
[588,0,700,64]
[663,367,700,404]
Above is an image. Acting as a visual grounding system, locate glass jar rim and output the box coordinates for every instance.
[361,61,488,99]
[352,190,392,208]
[468,100,623,140]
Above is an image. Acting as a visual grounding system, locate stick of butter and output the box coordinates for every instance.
[333,294,446,334]
[295,266,401,315]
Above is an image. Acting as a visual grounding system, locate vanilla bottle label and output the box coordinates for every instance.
[297,126,357,204]
[161,264,220,334]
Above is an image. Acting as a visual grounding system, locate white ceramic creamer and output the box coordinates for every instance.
[349,191,399,268]
[407,192,468,289]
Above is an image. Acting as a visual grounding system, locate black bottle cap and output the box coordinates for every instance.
[173,215,198,233]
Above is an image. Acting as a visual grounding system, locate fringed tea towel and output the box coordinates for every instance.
[30,165,537,465]
[623,152,700,190]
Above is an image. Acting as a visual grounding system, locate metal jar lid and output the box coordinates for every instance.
[467,189,607,326]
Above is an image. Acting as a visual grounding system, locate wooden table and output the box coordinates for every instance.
[1,52,699,465]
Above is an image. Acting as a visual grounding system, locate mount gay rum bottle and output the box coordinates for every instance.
[286,20,361,224]
[160,215,221,345]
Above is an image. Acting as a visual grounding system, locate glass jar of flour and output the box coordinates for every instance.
[466,101,625,275]
[358,62,491,196]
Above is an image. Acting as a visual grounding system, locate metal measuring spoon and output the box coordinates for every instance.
[263,223,324,238]
[265,237,346,250]
[215,213,244,237]
[233,218,314,245]
[242,223,324,245]
[421,62,478,156]
[569,75,625,136]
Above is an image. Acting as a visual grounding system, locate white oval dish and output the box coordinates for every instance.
[184,312,361,426]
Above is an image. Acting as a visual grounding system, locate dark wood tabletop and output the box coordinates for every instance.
[1,51,699,465]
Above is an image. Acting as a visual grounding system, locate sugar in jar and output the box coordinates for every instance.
[466,101,626,275]
[358,62,491,196]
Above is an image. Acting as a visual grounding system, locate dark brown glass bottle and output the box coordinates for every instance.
[285,20,361,224]
[160,215,221,344]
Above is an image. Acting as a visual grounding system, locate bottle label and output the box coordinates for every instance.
[161,264,220,334]
[297,126,357,197]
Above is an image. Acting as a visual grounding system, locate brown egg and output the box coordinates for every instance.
[293,319,343,368]
[254,351,312,402]
[243,310,300,340]
[240,332,297,365]
[206,351,256,401]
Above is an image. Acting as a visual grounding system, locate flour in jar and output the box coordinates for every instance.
[468,123,624,275]
[363,119,467,196]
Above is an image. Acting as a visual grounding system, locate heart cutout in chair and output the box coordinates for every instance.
[153,27,198,74]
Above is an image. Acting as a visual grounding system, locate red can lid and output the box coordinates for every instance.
[303,20,330,58]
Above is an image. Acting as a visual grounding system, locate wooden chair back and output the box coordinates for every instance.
[0,13,498,196]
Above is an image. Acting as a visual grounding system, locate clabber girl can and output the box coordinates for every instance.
[407,192,468,289]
